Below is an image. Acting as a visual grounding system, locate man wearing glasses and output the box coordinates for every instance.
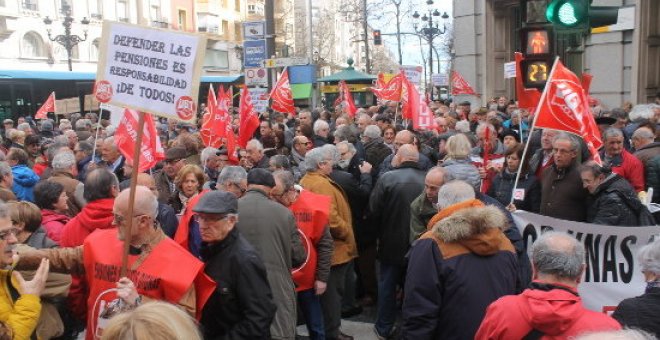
[154,147,188,204]
[194,190,276,339]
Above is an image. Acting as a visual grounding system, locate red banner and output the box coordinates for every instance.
[370,71,403,102]
[238,85,260,148]
[534,59,602,164]
[114,109,165,172]
[404,76,437,131]
[451,71,478,96]
[200,85,222,148]
[269,68,295,115]
[35,92,55,119]
[336,80,358,118]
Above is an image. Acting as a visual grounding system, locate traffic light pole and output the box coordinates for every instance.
[362,0,371,74]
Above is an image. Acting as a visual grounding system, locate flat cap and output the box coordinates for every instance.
[247,168,275,188]
[459,100,471,106]
[41,121,54,131]
[595,116,617,126]
[165,147,188,161]
[193,191,237,215]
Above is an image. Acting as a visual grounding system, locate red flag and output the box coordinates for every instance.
[514,52,542,113]
[114,109,165,172]
[400,74,414,119]
[534,59,602,164]
[451,71,478,96]
[200,85,221,148]
[370,72,403,102]
[410,86,438,131]
[337,80,358,118]
[270,68,295,115]
[35,92,55,119]
[238,85,260,148]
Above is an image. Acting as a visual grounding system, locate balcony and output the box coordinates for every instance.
[118,17,129,23]
[151,19,169,29]
[91,13,103,20]
[198,25,220,35]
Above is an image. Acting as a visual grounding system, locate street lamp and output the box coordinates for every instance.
[412,0,449,100]
[43,3,89,71]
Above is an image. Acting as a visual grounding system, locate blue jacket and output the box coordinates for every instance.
[11,164,39,202]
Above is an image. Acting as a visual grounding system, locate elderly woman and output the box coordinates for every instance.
[33,180,70,244]
[440,134,481,191]
[8,129,26,149]
[7,201,57,249]
[612,239,660,337]
[170,164,204,214]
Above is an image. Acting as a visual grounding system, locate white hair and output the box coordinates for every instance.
[246,139,263,151]
[638,239,660,275]
[52,150,76,171]
[313,119,329,134]
[436,180,475,209]
[363,125,382,139]
[628,104,655,122]
[200,147,217,164]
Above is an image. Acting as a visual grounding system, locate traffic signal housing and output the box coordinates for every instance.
[545,0,619,32]
[520,27,553,89]
[373,30,382,45]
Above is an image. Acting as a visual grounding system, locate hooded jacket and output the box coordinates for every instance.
[402,206,518,340]
[59,198,115,248]
[41,209,70,244]
[11,164,39,202]
[476,282,621,339]
[585,174,642,226]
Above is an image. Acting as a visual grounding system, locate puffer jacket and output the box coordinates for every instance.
[487,169,541,212]
[441,158,481,190]
[647,155,660,203]
[402,206,518,340]
[612,287,660,337]
[0,269,41,340]
[585,174,643,226]
[59,198,115,247]
[11,164,39,202]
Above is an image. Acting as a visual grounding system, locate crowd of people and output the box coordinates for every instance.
[0,92,658,340]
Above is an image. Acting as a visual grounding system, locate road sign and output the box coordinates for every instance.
[431,73,449,86]
[245,68,268,86]
[248,87,269,113]
[504,62,516,79]
[243,39,267,68]
[263,57,310,68]
[243,21,265,40]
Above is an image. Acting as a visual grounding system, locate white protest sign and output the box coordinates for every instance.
[94,21,206,123]
[248,87,269,113]
[400,65,423,85]
[504,61,516,79]
[513,211,660,313]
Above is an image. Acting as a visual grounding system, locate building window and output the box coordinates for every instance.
[117,0,128,22]
[0,0,5,7]
[90,38,100,61]
[203,49,229,69]
[197,13,219,33]
[235,0,241,12]
[21,32,45,58]
[150,5,161,22]
[221,20,229,35]
[178,10,187,31]
[89,0,103,19]
[234,22,241,40]
[22,0,37,11]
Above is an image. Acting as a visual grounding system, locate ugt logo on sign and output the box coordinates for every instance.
[176,96,196,121]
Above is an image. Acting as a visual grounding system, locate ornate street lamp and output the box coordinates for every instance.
[43,3,89,71]
[412,0,449,100]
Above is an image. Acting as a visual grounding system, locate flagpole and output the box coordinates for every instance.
[509,56,560,206]
[121,111,146,278]
[91,119,102,161]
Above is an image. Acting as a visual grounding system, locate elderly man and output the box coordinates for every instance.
[409,166,446,242]
[600,127,645,192]
[378,130,434,177]
[528,129,558,178]
[48,150,84,217]
[237,169,306,340]
[301,146,358,340]
[100,136,125,182]
[16,186,215,340]
[154,147,188,204]
[216,166,248,197]
[246,139,270,169]
[195,190,276,339]
[540,133,589,222]
[259,120,274,139]
[272,170,333,340]
[298,110,313,127]
[0,161,16,202]
[356,114,372,135]
[632,127,660,202]
[369,144,425,338]
[404,181,518,339]
[313,120,331,147]
[74,141,94,181]
[200,147,223,184]
[361,125,392,175]
[289,135,311,177]
[476,232,621,339]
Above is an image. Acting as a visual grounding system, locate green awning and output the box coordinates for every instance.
[291,83,313,99]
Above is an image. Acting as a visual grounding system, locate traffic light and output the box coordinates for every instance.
[373,30,382,45]
[545,0,619,31]
[521,59,551,88]
[520,27,553,89]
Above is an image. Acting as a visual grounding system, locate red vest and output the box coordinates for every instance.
[174,190,210,250]
[289,190,331,291]
[82,229,214,339]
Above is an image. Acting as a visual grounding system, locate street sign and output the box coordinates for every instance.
[243,39,267,68]
[504,62,516,79]
[431,73,449,86]
[245,68,268,86]
[243,21,265,40]
[263,57,310,68]
[248,87,269,113]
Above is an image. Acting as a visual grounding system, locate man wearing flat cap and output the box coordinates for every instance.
[237,168,306,340]
[197,190,276,339]
[154,147,188,204]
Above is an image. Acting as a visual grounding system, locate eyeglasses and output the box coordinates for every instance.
[0,227,19,241]
[193,214,228,223]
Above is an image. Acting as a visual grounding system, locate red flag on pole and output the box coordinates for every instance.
[370,72,403,102]
[200,85,221,147]
[114,109,165,172]
[400,74,414,119]
[533,59,602,164]
[238,85,260,148]
[337,80,358,118]
[35,92,55,119]
[451,71,478,96]
[269,68,295,115]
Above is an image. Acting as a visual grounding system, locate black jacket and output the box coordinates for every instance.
[378,153,434,178]
[201,228,276,340]
[586,174,641,226]
[363,138,392,176]
[487,170,541,213]
[330,167,373,248]
[612,287,660,337]
[369,161,426,265]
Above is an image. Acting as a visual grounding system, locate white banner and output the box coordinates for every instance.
[94,21,206,123]
[513,211,660,313]
[248,87,269,113]
[400,65,423,85]
[504,61,516,79]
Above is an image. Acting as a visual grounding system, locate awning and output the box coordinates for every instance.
[0,69,242,83]
[291,83,312,100]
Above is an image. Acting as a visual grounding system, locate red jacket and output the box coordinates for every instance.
[607,149,646,192]
[475,283,621,339]
[40,209,70,244]
[59,198,115,248]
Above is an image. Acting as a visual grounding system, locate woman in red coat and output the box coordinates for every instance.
[33,180,70,244]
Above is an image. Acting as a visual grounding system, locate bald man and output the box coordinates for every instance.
[378,130,434,178]
[369,144,426,338]
[136,173,179,238]
[409,167,447,242]
[16,186,214,340]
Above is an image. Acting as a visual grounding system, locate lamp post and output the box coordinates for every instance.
[412,0,449,101]
[43,3,89,71]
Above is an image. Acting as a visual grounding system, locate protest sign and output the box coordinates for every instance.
[94,21,206,123]
[248,87,269,113]
[400,65,423,85]
[513,211,660,313]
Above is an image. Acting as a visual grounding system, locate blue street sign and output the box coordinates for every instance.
[243,40,267,68]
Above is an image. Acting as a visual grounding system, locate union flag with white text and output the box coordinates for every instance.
[269,68,296,115]
[114,109,165,172]
[35,92,56,119]
[451,71,478,96]
[238,85,260,148]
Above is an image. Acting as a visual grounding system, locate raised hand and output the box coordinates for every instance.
[13,258,50,296]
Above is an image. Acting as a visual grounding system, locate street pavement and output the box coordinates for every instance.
[296,304,388,339]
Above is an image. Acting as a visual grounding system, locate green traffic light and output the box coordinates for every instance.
[557,2,579,25]
[546,0,588,28]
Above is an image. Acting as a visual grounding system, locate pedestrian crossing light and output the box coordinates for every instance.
[373,30,382,45]
[546,0,619,31]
